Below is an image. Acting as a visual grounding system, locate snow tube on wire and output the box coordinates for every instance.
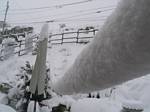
[53,0,150,95]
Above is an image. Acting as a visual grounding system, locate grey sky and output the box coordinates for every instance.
[0,0,120,32]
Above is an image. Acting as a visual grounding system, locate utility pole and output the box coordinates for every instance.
[2,1,9,34]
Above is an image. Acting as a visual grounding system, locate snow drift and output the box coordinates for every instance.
[71,98,121,112]
[53,0,150,95]
[0,104,16,112]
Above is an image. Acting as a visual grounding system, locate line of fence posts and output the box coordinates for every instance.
[0,29,98,60]
[1,38,16,60]
[50,29,98,45]
[25,32,33,54]
[12,33,34,56]
[18,34,38,56]
[33,29,98,46]
[0,32,36,59]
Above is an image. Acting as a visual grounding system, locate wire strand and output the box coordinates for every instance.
[8,8,114,23]
[1,0,94,12]
[2,5,115,15]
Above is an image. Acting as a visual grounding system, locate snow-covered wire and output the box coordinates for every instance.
[9,8,113,25]
[0,0,94,12]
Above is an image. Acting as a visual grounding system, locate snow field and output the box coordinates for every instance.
[0,42,150,112]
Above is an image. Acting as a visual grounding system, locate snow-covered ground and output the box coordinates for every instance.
[0,104,16,112]
[0,43,85,83]
[0,42,150,112]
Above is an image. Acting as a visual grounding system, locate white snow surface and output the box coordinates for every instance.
[0,54,36,83]
[0,93,8,105]
[71,98,121,112]
[122,100,144,110]
[42,95,75,110]
[2,38,16,45]
[0,104,16,112]
[0,43,85,84]
[1,42,150,111]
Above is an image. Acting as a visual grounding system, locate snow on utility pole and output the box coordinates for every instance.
[28,23,49,112]
[2,1,9,34]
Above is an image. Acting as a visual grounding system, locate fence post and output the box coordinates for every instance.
[121,100,144,112]
[36,35,39,40]
[0,44,2,59]
[48,34,52,48]
[25,32,33,54]
[18,40,22,56]
[93,29,96,36]
[2,38,16,59]
[76,30,79,43]
[61,33,64,44]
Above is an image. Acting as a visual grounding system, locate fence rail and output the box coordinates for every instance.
[0,29,99,59]
[49,29,98,44]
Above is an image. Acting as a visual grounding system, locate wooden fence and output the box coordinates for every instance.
[49,29,98,45]
[0,29,99,58]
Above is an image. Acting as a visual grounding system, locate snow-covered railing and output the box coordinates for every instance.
[0,29,98,59]
[0,34,38,58]
[18,29,98,55]
[49,29,98,45]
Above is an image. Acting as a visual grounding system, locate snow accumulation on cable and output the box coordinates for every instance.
[53,0,150,95]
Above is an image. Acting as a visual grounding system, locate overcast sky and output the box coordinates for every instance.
[0,0,120,32]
